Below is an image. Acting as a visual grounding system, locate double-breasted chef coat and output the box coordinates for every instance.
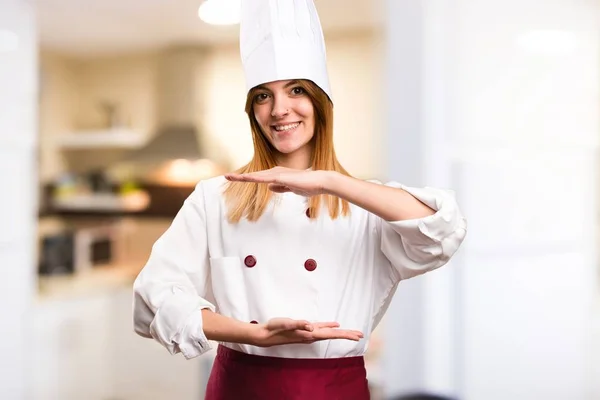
[133,175,467,360]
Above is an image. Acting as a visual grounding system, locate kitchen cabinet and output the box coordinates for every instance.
[109,287,212,400]
[31,283,212,400]
[56,128,146,150]
[31,294,113,400]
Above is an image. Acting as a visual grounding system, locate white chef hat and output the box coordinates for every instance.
[239,0,332,102]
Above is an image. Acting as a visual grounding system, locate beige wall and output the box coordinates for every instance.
[39,29,385,181]
[76,53,159,133]
[39,52,80,182]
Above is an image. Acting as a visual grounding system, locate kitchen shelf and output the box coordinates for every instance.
[56,128,147,150]
[50,192,149,212]
[39,183,195,219]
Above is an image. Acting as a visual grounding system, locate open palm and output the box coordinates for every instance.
[252,318,364,347]
[225,167,330,197]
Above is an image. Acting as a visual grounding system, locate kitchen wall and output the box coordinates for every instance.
[39,29,385,184]
[39,52,79,183]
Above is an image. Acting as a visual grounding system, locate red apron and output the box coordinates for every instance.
[205,345,370,400]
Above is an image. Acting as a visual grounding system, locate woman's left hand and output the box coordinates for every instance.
[225,167,332,197]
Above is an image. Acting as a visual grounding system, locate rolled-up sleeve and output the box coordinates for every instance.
[375,181,467,280]
[133,181,216,359]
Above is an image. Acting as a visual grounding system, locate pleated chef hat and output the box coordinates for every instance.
[239,0,332,102]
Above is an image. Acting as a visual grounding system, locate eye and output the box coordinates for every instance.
[254,93,270,103]
[291,86,305,95]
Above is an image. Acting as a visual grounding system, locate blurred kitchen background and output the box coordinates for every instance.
[1,0,600,399]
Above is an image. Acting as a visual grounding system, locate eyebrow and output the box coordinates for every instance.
[255,80,300,92]
[283,80,300,88]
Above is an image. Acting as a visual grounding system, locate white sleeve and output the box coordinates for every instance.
[373,181,467,280]
[133,181,216,360]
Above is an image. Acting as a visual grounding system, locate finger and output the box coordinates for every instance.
[224,173,257,182]
[313,329,364,341]
[277,319,312,331]
[344,330,364,339]
[295,332,360,343]
[242,170,284,181]
[311,322,341,329]
[224,173,245,180]
[349,330,365,339]
[229,174,278,184]
[224,174,244,182]
[268,184,291,193]
[298,320,314,331]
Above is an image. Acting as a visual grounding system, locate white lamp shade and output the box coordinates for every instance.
[198,0,241,26]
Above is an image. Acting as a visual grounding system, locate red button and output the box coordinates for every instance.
[305,208,312,218]
[304,259,317,271]
[250,320,258,324]
[244,255,257,268]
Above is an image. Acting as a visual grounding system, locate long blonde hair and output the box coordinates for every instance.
[223,79,352,223]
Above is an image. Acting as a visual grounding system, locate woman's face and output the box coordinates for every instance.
[252,80,316,157]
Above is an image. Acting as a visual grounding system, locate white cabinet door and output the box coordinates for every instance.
[63,295,113,400]
[31,294,113,400]
[109,287,212,400]
[32,286,213,400]
[30,300,64,400]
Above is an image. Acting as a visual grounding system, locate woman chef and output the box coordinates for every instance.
[132,0,467,399]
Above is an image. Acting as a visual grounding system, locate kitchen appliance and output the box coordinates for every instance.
[73,224,117,273]
[38,221,129,276]
[38,233,75,276]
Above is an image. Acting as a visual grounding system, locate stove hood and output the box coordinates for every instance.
[125,45,212,164]
[120,46,229,184]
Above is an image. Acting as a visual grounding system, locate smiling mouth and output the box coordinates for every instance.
[272,122,300,132]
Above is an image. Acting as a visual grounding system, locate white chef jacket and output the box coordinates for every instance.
[133,176,467,360]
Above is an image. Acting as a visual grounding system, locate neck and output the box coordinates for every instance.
[275,145,313,170]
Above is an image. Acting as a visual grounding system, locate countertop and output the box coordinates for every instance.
[36,264,141,303]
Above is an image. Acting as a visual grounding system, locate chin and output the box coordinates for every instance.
[274,147,300,155]
[273,141,306,154]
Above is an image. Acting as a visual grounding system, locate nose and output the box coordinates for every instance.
[271,95,290,119]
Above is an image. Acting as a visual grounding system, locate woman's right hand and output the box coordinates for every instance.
[249,318,364,347]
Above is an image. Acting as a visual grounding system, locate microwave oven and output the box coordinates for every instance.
[73,223,124,273]
[39,222,129,276]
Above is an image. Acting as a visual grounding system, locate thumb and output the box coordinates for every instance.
[274,319,312,331]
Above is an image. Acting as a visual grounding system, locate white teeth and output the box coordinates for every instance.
[274,123,299,132]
